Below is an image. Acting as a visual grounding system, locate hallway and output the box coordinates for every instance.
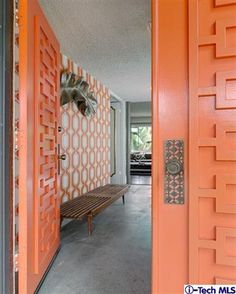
[39,185,151,294]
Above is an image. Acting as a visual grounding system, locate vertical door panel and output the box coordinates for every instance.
[19,0,60,293]
[189,0,236,283]
[152,0,189,293]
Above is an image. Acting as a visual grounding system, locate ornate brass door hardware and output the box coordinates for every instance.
[164,140,184,204]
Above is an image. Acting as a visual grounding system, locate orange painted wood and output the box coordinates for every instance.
[152,0,189,292]
[189,0,236,284]
[19,0,60,293]
[153,0,236,291]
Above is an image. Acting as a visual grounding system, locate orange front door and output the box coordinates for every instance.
[19,0,60,293]
[189,0,236,284]
[152,0,236,293]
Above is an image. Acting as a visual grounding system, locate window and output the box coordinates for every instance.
[131,125,152,153]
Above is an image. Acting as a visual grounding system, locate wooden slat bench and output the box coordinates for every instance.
[60,184,130,235]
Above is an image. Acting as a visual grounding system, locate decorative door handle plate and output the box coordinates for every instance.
[164,140,184,204]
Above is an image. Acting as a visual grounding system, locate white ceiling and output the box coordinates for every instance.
[39,0,151,102]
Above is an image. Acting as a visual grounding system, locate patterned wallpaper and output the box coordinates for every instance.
[60,55,111,203]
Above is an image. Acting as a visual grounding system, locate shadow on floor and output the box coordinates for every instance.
[39,185,151,294]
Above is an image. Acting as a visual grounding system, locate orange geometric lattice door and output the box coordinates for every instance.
[189,0,236,284]
[18,0,60,293]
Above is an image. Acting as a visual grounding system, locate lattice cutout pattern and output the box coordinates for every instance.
[189,0,236,284]
[35,22,60,272]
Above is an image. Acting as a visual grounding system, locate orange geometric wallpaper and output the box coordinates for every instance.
[60,54,111,203]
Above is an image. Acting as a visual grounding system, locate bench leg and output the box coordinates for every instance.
[122,195,125,205]
[87,213,93,236]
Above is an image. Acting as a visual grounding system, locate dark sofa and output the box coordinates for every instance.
[130,152,152,176]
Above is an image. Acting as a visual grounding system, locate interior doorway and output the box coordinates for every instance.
[130,123,152,185]
[129,102,152,186]
[14,0,152,293]
[7,0,236,293]
[110,94,127,185]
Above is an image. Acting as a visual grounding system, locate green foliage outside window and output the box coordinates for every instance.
[131,125,152,152]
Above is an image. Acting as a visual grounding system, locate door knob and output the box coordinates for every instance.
[166,159,183,175]
[58,154,66,160]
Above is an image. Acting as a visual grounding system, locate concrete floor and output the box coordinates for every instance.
[39,185,151,294]
[131,175,151,185]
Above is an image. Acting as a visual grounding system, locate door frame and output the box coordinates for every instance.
[0,0,178,293]
[0,0,158,293]
[0,0,14,293]
[110,94,127,185]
